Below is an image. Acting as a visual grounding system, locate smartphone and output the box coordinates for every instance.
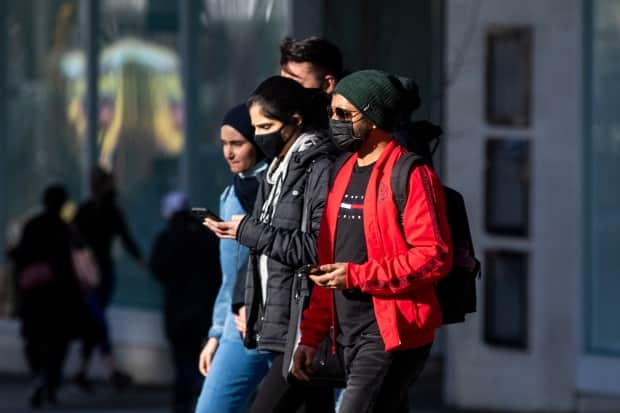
[297,264,326,275]
[191,207,223,222]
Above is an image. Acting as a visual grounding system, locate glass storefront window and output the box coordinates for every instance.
[323,0,435,122]
[62,0,184,308]
[89,0,183,308]
[193,0,291,209]
[4,0,84,260]
[2,0,292,310]
[586,0,620,355]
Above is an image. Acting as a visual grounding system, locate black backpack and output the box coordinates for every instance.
[391,152,480,324]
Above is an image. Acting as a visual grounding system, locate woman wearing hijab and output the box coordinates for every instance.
[194,104,271,413]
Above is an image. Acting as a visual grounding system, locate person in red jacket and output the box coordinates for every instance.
[292,70,453,412]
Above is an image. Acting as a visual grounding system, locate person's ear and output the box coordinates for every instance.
[323,74,337,94]
[248,145,258,166]
[291,113,303,128]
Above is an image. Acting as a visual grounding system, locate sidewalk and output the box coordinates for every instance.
[0,375,170,413]
[0,358,491,413]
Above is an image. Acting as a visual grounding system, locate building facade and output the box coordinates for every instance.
[443,0,620,411]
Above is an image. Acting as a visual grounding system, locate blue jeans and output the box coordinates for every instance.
[195,316,271,413]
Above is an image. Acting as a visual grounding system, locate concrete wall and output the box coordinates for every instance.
[443,0,583,411]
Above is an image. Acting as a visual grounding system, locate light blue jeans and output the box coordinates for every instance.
[194,315,271,413]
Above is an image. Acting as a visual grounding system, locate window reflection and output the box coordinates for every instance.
[194,0,290,209]
[5,0,84,245]
[58,1,186,308]
[62,39,183,172]
[204,0,278,22]
[96,2,183,308]
[587,0,620,355]
[3,0,293,310]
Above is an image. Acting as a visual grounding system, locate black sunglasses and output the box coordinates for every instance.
[327,106,361,121]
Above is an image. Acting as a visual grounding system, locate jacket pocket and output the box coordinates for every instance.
[387,294,420,328]
[411,287,441,329]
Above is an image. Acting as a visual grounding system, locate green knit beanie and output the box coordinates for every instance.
[334,69,419,131]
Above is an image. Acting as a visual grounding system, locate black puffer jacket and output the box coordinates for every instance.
[235,133,337,352]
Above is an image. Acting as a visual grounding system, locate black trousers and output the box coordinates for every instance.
[249,352,334,413]
[23,334,69,395]
[338,334,431,413]
[20,293,73,397]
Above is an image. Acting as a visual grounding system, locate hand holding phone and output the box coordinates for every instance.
[191,207,223,222]
[308,263,347,289]
[297,264,326,276]
[200,210,242,240]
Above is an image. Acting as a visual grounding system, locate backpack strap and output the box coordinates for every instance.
[391,152,427,215]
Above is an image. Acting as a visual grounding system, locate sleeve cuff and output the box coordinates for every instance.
[236,216,259,249]
[207,326,223,340]
[345,263,357,289]
[298,335,321,349]
[231,303,242,315]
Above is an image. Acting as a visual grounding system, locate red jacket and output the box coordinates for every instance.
[299,140,452,352]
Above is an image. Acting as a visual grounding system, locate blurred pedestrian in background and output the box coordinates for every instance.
[150,191,221,413]
[194,103,269,413]
[204,76,337,413]
[72,166,145,391]
[8,184,85,408]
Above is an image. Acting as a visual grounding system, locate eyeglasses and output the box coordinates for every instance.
[327,106,361,121]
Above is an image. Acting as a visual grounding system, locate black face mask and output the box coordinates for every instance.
[255,128,286,160]
[329,119,363,152]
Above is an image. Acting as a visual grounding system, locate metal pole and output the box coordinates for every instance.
[179,0,200,194]
[84,0,99,193]
[0,0,8,261]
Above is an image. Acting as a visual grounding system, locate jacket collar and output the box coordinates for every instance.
[238,160,268,178]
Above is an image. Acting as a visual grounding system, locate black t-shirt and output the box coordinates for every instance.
[334,162,380,346]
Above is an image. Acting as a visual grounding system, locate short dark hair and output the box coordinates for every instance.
[42,183,68,213]
[280,36,343,80]
[247,76,329,133]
